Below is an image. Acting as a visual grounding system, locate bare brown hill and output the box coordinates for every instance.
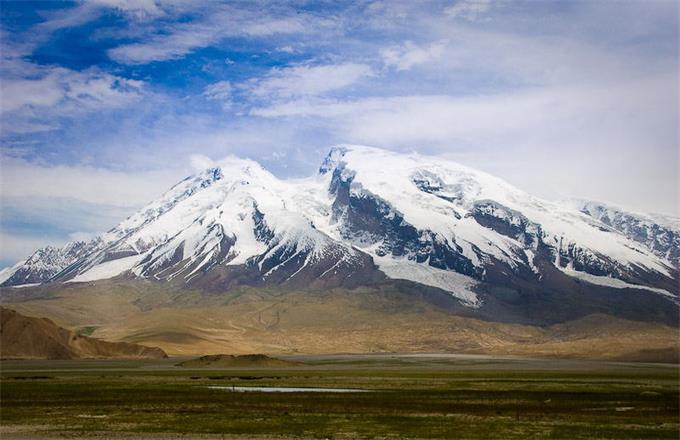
[177,354,302,368]
[2,280,678,362]
[0,307,167,360]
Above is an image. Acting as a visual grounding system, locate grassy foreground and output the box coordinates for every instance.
[1,354,678,439]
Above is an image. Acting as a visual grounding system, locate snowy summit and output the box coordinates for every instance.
[1,146,677,310]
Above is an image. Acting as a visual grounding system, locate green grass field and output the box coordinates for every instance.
[1,354,678,439]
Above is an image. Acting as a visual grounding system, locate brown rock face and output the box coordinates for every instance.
[0,307,167,360]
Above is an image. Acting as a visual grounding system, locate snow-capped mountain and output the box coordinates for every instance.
[0,240,100,287]
[1,145,677,311]
[574,200,679,268]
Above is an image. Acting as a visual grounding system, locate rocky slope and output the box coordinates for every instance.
[0,240,100,287]
[575,200,679,267]
[0,307,167,360]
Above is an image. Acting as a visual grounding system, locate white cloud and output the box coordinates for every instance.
[0,75,64,112]
[108,6,334,64]
[382,40,448,71]
[189,154,215,171]
[445,0,492,21]
[249,72,678,216]
[89,0,165,20]
[254,73,676,150]
[0,156,181,208]
[244,63,373,101]
[63,71,144,108]
[35,0,168,34]
[277,45,297,54]
[68,231,96,242]
[0,62,144,133]
[34,3,103,33]
[0,64,145,133]
[203,80,232,108]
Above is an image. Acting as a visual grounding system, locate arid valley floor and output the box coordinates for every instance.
[3,279,678,363]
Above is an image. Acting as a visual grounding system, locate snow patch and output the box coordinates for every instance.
[68,255,142,283]
[525,249,539,275]
[373,254,480,307]
[0,262,22,284]
[558,266,676,298]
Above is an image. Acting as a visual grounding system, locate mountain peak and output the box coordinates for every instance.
[319,145,349,174]
[1,145,677,318]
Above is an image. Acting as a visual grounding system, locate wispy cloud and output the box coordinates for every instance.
[203,80,232,109]
[382,40,448,71]
[88,0,166,20]
[243,63,373,100]
[0,155,182,208]
[0,63,145,134]
[445,0,493,21]
[2,68,143,113]
[248,70,677,215]
[108,5,337,64]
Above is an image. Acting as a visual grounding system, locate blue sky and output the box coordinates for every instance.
[0,0,678,268]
